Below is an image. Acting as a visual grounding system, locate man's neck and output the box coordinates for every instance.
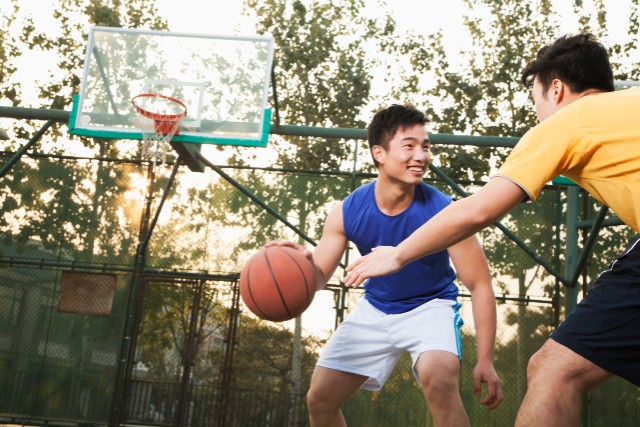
[374,178,416,216]
[569,88,605,104]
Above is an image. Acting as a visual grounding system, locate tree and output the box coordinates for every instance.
[0,0,22,108]
[0,2,178,424]
[0,0,171,259]
[419,0,557,182]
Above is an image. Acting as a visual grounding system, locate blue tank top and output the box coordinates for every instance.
[342,181,459,314]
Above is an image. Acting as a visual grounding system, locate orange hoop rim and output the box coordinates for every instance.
[131,93,188,122]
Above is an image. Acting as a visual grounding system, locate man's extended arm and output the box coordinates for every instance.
[343,177,526,287]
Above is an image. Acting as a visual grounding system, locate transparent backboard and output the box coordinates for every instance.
[69,26,274,147]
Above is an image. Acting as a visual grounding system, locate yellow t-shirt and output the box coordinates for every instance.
[496,87,640,232]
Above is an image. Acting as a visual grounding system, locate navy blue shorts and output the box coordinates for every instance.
[550,236,640,386]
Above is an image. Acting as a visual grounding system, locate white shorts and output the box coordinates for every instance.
[316,297,463,391]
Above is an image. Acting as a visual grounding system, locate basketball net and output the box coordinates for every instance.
[136,115,181,166]
[131,94,187,167]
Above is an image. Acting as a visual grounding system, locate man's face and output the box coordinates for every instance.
[375,123,431,185]
[531,77,559,124]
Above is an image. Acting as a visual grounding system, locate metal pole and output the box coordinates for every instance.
[0,120,55,178]
[217,281,241,427]
[176,279,203,427]
[565,187,580,312]
[196,151,318,248]
[568,205,608,287]
[0,105,520,147]
[428,163,569,285]
[112,159,182,425]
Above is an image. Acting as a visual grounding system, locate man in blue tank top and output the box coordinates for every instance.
[268,104,502,426]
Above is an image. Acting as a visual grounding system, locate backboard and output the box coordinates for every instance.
[69,26,274,147]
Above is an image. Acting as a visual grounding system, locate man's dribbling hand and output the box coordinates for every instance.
[264,240,313,260]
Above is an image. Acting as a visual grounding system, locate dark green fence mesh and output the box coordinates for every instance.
[0,264,128,423]
[1,140,638,426]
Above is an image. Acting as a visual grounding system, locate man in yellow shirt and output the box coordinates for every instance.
[342,32,640,426]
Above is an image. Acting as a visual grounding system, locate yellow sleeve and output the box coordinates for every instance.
[496,106,581,201]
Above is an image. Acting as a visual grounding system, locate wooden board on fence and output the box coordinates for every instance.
[58,271,117,316]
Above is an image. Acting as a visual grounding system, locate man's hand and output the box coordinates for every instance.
[342,246,403,287]
[473,361,503,410]
[264,240,312,260]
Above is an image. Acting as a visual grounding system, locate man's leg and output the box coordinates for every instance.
[306,366,367,427]
[415,350,470,427]
[515,339,613,427]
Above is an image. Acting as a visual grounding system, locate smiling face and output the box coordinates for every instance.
[373,123,431,186]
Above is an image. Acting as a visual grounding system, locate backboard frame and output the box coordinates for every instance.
[68,26,274,147]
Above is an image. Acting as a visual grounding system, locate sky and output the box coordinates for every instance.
[155,0,634,55]
[154,0,469,56]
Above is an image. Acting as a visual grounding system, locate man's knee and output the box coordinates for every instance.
[527,346,547,382]
[307,379,348,417]
[417,356,460,400]
[420,374,460,400]
[307,384,330,414]
[416,352,460,397]
[527,340,573,386]
[526,339,608,394]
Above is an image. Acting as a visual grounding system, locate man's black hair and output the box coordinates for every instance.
[521,32,614,93]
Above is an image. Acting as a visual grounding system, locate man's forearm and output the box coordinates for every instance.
[471,287,498,363]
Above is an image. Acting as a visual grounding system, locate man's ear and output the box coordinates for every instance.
[551,79,566,104]
[372,145,384,163]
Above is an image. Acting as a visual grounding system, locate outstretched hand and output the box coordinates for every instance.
[342,246,404,287]
[473,361,503,410]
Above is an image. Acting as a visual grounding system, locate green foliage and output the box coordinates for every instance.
[246,0,370,130]
[136,280,234,382]
[133,278,322,393]
[0,158,142,263]
[241,0,371,170]
[344,353,431,425]
[233,315,322,391]
[0,0,22,106]
[219,171,352,255]
[419,0,556,184]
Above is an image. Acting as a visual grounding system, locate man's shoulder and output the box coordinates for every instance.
[343,181,375,209]
[345,180,375,199]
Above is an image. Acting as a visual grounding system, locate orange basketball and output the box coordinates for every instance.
[239,246,316,322]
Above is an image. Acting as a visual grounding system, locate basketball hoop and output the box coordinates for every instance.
[131,93,187,165]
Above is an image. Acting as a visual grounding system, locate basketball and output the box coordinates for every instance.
[239,246,316,322]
